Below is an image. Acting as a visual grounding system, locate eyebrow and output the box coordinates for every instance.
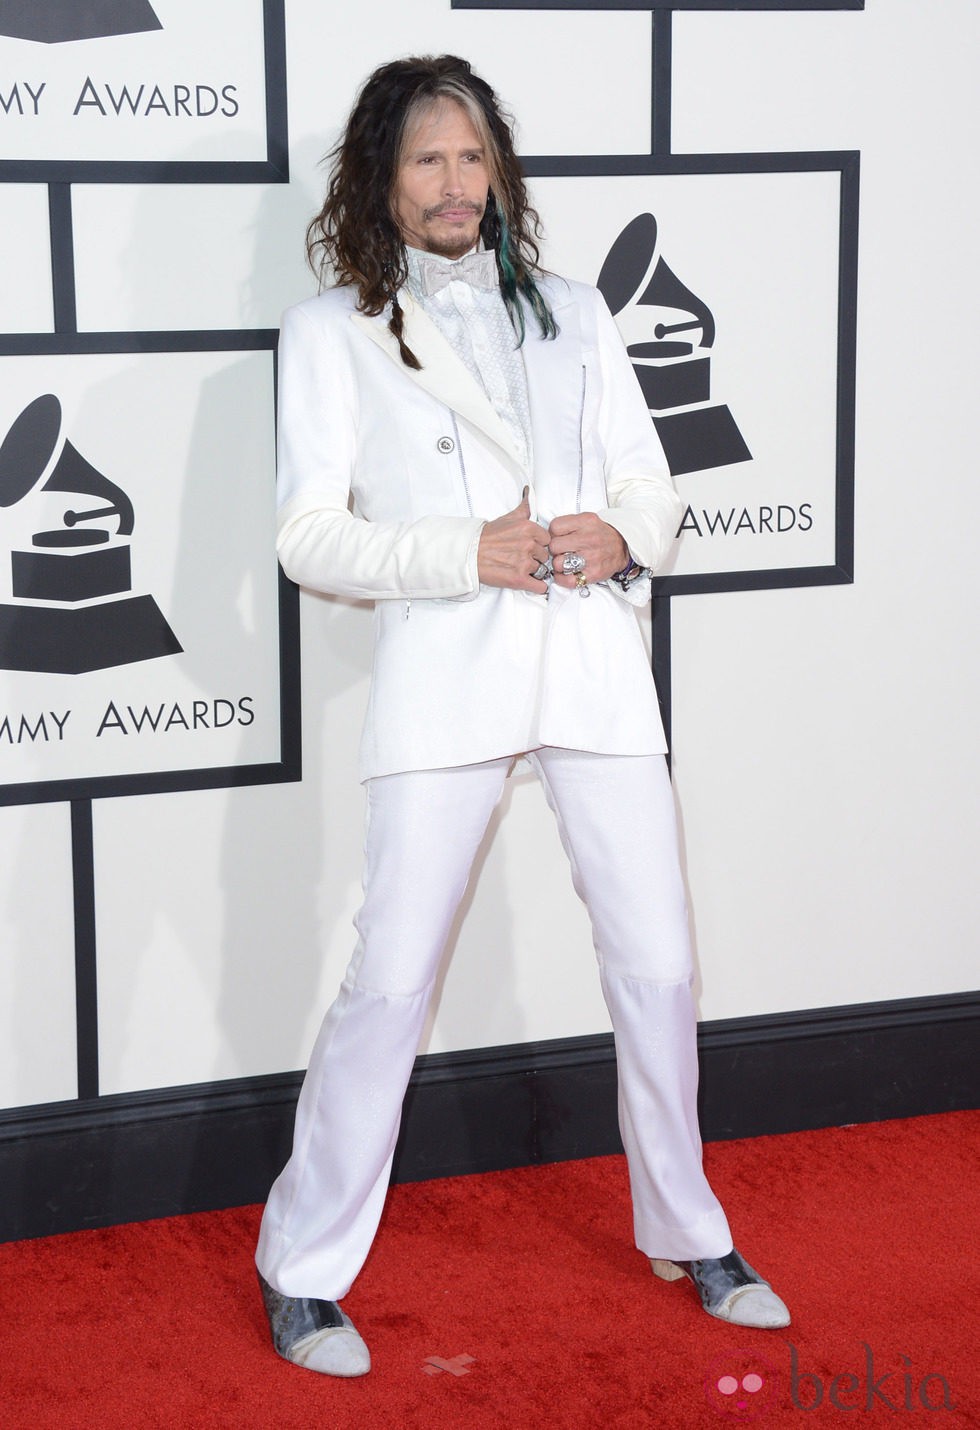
[409,144,485,159]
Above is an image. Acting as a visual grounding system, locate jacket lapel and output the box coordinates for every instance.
[351,294,525,471]
[521,286,582,510]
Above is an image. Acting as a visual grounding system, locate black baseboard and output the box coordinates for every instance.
[0,991,975,1243]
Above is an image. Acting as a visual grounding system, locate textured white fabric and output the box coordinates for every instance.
[273,281,681,779]
[527,748,731,1260]
[405,245,532,471]
[255,750,733,1300]
[414,247,498,296]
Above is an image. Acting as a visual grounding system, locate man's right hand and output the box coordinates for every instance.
[477,490,551,593]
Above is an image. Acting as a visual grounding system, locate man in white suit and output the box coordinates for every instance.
[255,55,789,1377]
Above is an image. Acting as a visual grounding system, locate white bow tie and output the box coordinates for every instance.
[418,249,498,297]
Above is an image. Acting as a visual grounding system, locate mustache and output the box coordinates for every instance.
[422,200,484,220]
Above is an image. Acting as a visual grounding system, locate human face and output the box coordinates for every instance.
[392,99,490,259]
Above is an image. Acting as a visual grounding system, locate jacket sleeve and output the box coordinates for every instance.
[275,304,485,600]
[590,291,683,579]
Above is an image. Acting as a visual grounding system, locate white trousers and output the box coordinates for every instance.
[256,748,733,1300]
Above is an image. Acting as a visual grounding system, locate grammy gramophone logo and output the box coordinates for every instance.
[0,0,161,44]
[0,393,182,675]
[598,213,751,478]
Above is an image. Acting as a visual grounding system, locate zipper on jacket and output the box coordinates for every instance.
[450,412,473,515]
[576,363,587,511]
[404,599,412,621]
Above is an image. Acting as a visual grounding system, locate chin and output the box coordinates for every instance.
[423,238,477,261]
[424,229,480,260]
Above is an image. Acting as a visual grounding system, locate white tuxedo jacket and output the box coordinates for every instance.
[275,275,683,780]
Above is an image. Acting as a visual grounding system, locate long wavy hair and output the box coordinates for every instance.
[307,55,557,368]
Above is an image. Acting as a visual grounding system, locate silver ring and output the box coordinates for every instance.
[532,561,551,581]
[562,551,586,575]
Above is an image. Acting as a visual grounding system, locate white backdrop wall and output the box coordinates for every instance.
[0,0,976,1109]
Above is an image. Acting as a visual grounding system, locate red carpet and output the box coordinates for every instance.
[1,1111,977,1427]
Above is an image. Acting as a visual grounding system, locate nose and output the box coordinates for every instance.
[444,161,464,195]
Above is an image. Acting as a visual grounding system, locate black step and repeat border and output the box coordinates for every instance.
[0,991,973,1242]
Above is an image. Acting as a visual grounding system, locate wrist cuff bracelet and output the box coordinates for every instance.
[610,557,647,592]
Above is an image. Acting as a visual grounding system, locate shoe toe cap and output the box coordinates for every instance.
[720,1284,791,1329]
[289,1324,371,1377]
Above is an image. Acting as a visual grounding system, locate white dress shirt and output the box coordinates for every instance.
[405,245,532,473]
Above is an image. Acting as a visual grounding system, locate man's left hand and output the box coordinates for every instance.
[548,512,629,591]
